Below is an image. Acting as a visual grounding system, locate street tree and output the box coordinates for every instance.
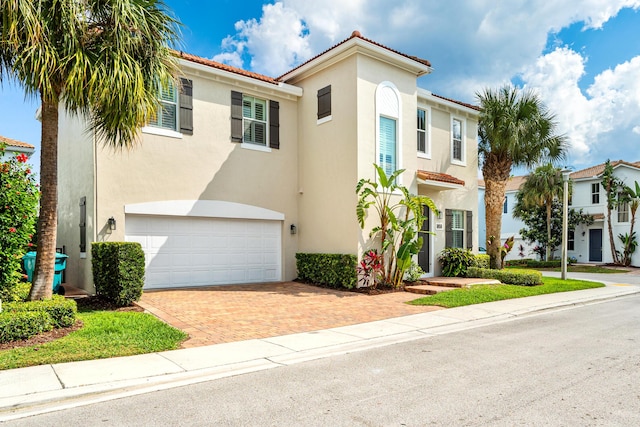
[477,85,567,269]
[0,0,180,299]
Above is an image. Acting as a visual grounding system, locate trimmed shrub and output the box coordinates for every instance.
[466,267,542,286]
[296,253,357,289]
[505,259,562,269]
[439,248,477,277]
[3,295,77,328]
[0,310,53,343]
[92,242,145,306]
[404,261,424,282]
[474,254,490,269]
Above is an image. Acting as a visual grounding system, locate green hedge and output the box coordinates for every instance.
[4,295,77,328]
[0,295,77,343]
[92,242,145,307]
[438,248,477,277]
[295,253,357,289]
[505,259,562,268]
[466,267,543,286]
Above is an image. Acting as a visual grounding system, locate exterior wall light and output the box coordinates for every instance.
[290,224,297,235]
[108,217,117,232]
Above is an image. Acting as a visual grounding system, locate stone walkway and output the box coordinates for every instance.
[137,282,443,348]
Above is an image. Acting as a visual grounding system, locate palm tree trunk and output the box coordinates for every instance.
[484,177,509,269]
[606,204,618,264]
[29,98,58,300]
[546,201,552,261]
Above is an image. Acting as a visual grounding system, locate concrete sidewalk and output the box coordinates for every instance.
[1,281,639,421]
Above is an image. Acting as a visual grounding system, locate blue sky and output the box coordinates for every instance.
[2,1,640,178]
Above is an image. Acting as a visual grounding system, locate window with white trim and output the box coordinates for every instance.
[568,230,575,251]
[451,117,464,163]
[376,82,401,178]
[417,108,430,157]
[591,183,600,204]
[451,210,465,248]
[618,192,629,222]
[242,95,267,146]
[149,81,178,131]
[503,197,508,214]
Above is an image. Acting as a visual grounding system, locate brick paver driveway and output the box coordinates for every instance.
[137,282,443,348]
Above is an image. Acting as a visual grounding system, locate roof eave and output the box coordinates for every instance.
[417,178,464,191]
[418,88,480,116]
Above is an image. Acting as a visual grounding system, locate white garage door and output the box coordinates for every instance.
[125,215,282,289]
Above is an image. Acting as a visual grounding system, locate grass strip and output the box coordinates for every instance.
[408,277,605,308]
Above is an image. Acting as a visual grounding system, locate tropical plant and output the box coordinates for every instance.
[403,261,424,282]
[356,249,384,288]
[515,164,569,261]
[501,236,515,262]
[619,181,640,266]
[0,0,180,300]
[438,247,477,277]
[617,232,637,266]
[477,85,567,269]
[356,164,437,288]
[601,160,624,264]
[0,148,39,301]
[514,199,594,259]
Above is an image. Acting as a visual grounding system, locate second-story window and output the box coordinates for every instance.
[451,117,464,164]
[242,95,267,146]
[618,192,629,222]
[503,197,508,214]
[417,108,429,156]
[149,81,178,131]
[591,183,600,204]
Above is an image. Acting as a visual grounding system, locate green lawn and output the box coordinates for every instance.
[408,277,605,308]
[0,310,187,370]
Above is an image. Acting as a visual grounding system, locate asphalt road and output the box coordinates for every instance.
[5,294,639,426]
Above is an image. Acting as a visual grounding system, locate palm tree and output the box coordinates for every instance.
[515,164,568,261]
[0,0,179,300]
[477,85,567,269]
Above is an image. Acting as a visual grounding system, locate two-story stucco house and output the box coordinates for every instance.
[56,31,480,292]
[567,160,640,265]
[480,160,640,265]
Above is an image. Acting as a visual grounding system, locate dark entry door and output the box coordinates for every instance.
[589,229,603,262]
[418,207,431,274]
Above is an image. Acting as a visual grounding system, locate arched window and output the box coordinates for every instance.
[376,82,402,178]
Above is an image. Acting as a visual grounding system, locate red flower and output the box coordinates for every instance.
[9,227,16,233]
[28,242,33,247]
[16,153,28,163]
[25,168,31,174]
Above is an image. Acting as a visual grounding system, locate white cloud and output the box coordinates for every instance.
[521,50,640,166]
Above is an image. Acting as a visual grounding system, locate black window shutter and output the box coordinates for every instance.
[466,210,473,250]
[79,197,87,253]
[231,91,243,142]
[179,78,193,135]
[445,209,452,248]
[269,100,280,149]
[317,85,331,119]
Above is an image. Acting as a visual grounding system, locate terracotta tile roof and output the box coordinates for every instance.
[570,160,640,179]
[431,93,480,111]
[0,135,35,149]
[277,30,431,80]
[591,213,605,220]
[174,51,279,85]
[417,170,465,186]
[478,175,527,192]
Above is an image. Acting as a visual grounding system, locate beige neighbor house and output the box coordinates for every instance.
[56,31,479,292]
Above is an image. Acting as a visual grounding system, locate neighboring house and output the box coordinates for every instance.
[568,160,640,265]
[478,176,534,261]
[56,31,480,292]
[0,135,35,160]
[480,160,640,265]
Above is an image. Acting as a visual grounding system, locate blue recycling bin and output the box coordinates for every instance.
[22,252,68,295]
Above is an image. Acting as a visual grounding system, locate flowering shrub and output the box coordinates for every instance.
[0,147,39,301]
[357,249,384,288]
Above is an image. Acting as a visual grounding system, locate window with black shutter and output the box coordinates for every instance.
[230,91,280,149]
[317,85,331,120]
[79,197,86,253]
[179,78,193,135]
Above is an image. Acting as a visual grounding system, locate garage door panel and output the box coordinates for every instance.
[126,215,282,289]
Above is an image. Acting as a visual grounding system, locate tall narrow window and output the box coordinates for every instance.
[242,95,267,146]
[452,117,464,163]
[317,85,331,121]
[568,230,575,251]
[417,109,427,155]
[618,192,629,222]
[503,197,508,214]
[451,210,464,248]
[379,117,397,177]
[591,183,600,204]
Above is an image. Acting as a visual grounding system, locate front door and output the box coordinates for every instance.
[589,229,603,262]
[418,207,431,275]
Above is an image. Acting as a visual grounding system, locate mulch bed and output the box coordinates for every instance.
[0,296,143,351]
[295,279,408,295]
